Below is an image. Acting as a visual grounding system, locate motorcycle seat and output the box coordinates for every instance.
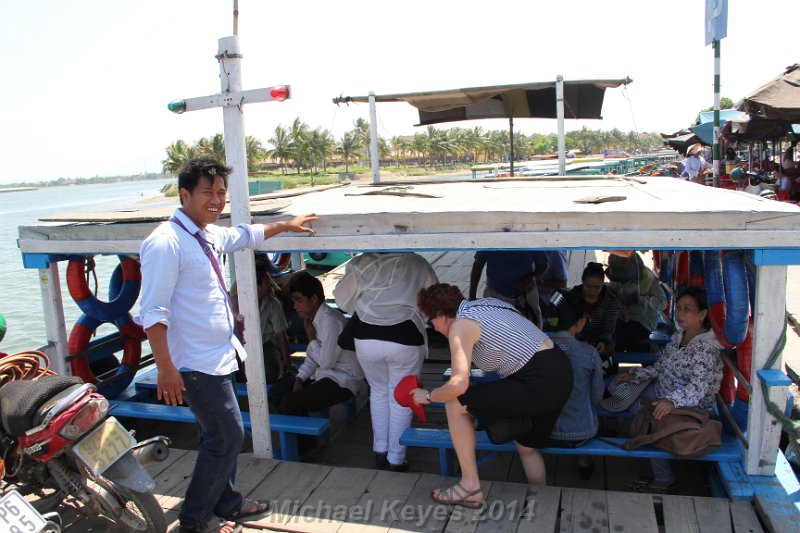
[0,375,84,436]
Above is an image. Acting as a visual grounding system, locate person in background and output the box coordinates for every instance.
[776,160,796,202]
[538,250,569,326]
[231,260,293,384]
[469,250,548,328]
[571,262,619,360]
[413,283,572,506]
[614,286,722,493]
[606,253,666,353]
[268,271,364,455]
[682,144,711,184]
[138,158,316,533]
[333,252,438,472]
[548,290,604,480]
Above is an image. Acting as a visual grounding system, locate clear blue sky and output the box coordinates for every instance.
[0,0,797,183]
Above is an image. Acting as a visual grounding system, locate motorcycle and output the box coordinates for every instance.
[0,374,170,532]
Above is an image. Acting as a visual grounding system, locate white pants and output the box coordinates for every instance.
[354,338,425,465]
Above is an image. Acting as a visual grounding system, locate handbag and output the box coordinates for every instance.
[623,399,722,458]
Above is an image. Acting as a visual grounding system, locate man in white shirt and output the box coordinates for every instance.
[268,271,364,455]
[138,158,316,533]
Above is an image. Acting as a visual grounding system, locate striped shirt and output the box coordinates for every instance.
[457,298,549,377]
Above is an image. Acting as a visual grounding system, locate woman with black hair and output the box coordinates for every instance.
[570,262,619,359]
[614,286,723,493]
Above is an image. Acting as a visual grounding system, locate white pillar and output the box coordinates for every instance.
[745,264,787,475]
[369,92,380,183]
[38,262,69,376]
[556,76,566,176]
[217,35,272,459]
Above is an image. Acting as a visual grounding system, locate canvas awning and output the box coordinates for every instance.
[737,63,800,123]
[333,79,631,125]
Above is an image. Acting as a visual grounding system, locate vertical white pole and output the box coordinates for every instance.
[38,263,69,376]
[369,92,380,183]
[217,35,272,459]
[746,264,787,475]
[556,76,566,176]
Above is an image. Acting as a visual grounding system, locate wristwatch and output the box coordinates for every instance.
[425,391,432,402]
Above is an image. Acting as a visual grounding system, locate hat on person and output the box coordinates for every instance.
[600,378,653,412]
[394,375,427,422]
[687,143,703,156]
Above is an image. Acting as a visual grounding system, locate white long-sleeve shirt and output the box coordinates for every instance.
[296,304,364,394]
[138,208,265,375]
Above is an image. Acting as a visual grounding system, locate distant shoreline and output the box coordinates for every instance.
[0,187,37,193]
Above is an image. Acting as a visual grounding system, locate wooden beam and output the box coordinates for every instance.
[746,265,788,475]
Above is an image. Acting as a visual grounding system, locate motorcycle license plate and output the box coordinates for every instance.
[73,417,135,474]
[0,490,47,533]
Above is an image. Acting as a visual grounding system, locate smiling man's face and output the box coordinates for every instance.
[180,175,226,228]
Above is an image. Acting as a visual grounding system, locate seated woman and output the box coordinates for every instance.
[570,262,619,359]
[413,283,573,507]
[613,286,722,493]
[549,291,604,479]
[606,253,666,352]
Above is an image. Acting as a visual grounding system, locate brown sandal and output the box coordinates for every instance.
[431,482,485,508]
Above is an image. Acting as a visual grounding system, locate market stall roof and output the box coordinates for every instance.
[737,63,800,123]
[332,79,631,125]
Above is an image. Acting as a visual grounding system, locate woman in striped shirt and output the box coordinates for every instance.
[413,283,573,507]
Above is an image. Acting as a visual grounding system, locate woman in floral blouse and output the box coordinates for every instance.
[613,286,723,493]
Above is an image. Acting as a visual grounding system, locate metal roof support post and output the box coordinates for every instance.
[216,36,272,459]
[556,75,566,176]
[369,92,380,183]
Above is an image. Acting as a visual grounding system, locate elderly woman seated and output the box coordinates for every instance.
[412,283,573,507]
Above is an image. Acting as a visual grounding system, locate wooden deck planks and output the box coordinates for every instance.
[473,481,529,533]
[693,496,734,533]
[605,492,658,533]
[662,495,701,533]
[558,488,608,532]
[729,500,765,533]
[517,485,561,533]
[388,473,456,533]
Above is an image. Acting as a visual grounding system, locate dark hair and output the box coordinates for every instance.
[582,262,605,281]
[288,271,324,302]
[418,283,465,319]
[177,158,231,205]
[676,286,711,329]
[553,291,584,331]
[255,268,273,288]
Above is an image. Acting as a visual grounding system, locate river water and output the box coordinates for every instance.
[0,178,175,354]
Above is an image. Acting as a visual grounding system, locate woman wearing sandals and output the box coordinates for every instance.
[613,286,723,493]
[412,283,573,507]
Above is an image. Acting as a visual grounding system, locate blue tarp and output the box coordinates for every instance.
[691,110,748,144]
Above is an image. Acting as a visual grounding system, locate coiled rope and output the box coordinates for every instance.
[0,350,56,386]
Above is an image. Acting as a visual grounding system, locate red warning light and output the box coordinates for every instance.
[270,85,289,102]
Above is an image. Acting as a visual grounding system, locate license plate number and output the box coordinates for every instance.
[73,417,134,474]
[0,490,47,532]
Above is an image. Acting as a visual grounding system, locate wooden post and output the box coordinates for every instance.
[38,262,69,376]
[746,264,787,475]
[215,36,272,459]
[369,92,380,183]
[556,75,566,176]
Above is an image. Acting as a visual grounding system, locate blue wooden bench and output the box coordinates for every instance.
[399,427,752,500]
[109,400,330,462]
[131,366,358,420]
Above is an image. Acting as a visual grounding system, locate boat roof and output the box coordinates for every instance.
[17,175,800,257]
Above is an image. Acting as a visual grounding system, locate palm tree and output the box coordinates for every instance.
[162,140,194,174]
[209,133,226,162]
[352,118,371,165]
[267,125,291,174]
[411,133,428,165]
[245,136,266,171]
[390,135,410,166]
[337,131,358,172]
[288,118,310,174]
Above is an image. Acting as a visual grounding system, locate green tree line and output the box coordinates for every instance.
[162,119,666,175]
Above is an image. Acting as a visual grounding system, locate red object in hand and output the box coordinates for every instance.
[394,375,427,422]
